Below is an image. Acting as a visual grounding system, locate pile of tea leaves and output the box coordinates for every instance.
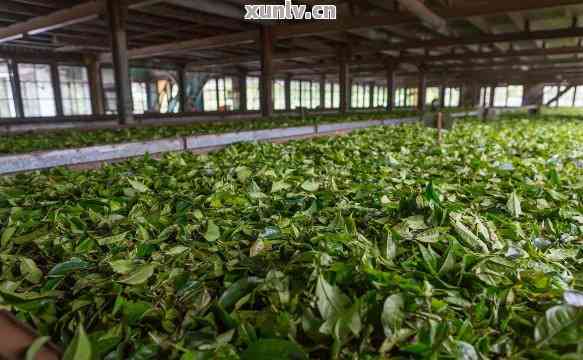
[0,115,582,359]
[0,110,418,155]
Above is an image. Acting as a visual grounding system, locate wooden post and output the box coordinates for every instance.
[86,56,104,115]
[524,83,544,107]
[369,82,375,108]
[50,61,64,116]
[284,74,291,111]
[107,0,133,124]
[320,74,325,109]
[489,83,496,107]
[417,65,426,111]
[260,26,273,117]
[178,65,186,113]
[8,60,24,118]
[238,70,247,112]
[439,83,446,108]
[339,49,350,113]
[386,67,395,111]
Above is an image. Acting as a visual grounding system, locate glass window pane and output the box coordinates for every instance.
[18,63,56,117]
[0,60,16,117]
[59,65,92,115]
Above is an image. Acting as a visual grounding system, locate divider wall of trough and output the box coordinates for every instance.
[0,112,478,175]
[185,126,315,149]
[0,138,184,174]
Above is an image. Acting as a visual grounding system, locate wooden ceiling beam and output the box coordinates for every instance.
[99,0,583,62]
[0,0,160,44]
[100,31,259,62]
[0,1,103,44]
[163,0,244,20]
[397,0,449,36]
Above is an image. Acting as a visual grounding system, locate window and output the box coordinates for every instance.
[290,80,320,109]
[101,68,117,115]
[311,82,320,109]
[395,88,405,107]
[273,79,286,110]
[247,77,260,111]
[544,84,583,107]
[395,88,419,107]
[425,87,440,106]
[333,83,340,108]
[407,88,418,107]
[58,65,91,115]
[373,86,387,107]
[202,77,236,112]
[323,82,340,109]
[543,85,559,107]
[0,60,16,118]
[575,86,583,107]
[290,81,300,109]
[18,63,56,117]
[479,86,492,107]
[493,87,508,107]
[507,86,523,107]
[494,85,523,107]
[351,84,360,108]
[301,81,311,108]
[131,82,148,114]
[558,86,575,107]
[130,68,180,114]
[351,83,370,108]
[363,85,370,108]
[444,87,461,108]
[202,78,218,111]
[325,82,333,108]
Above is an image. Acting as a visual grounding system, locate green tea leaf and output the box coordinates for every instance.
[301,179,320,192]
[48,258,90,277]
[381,294,404,337]
[1,225,16,247]
[507,191,522,218]
[241,339,308,360]
[204,220,220,242]
[119,263,155,285]
[316,275,350,320]
[25,336,51,360]
[534,305,579,345]
[129,179,150,193]
[63,325,91,360]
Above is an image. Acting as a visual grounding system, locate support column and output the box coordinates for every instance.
[237,74,246,112]
[320,74,325,109]
[489,83,496,107]
[386,67,396,111]
[178,65,186,113]
[462,83,475,108]
[9,60,24,118]
[439,81,446,108]
[50,62,64,116]
[107,0,133,124]
[260,26,273,117]
[369,82,375,108]
[524,83,544,107]
[339,49,350,114]
[417,65,426,111]
[86,56,104,115]
[284,74,291,111]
